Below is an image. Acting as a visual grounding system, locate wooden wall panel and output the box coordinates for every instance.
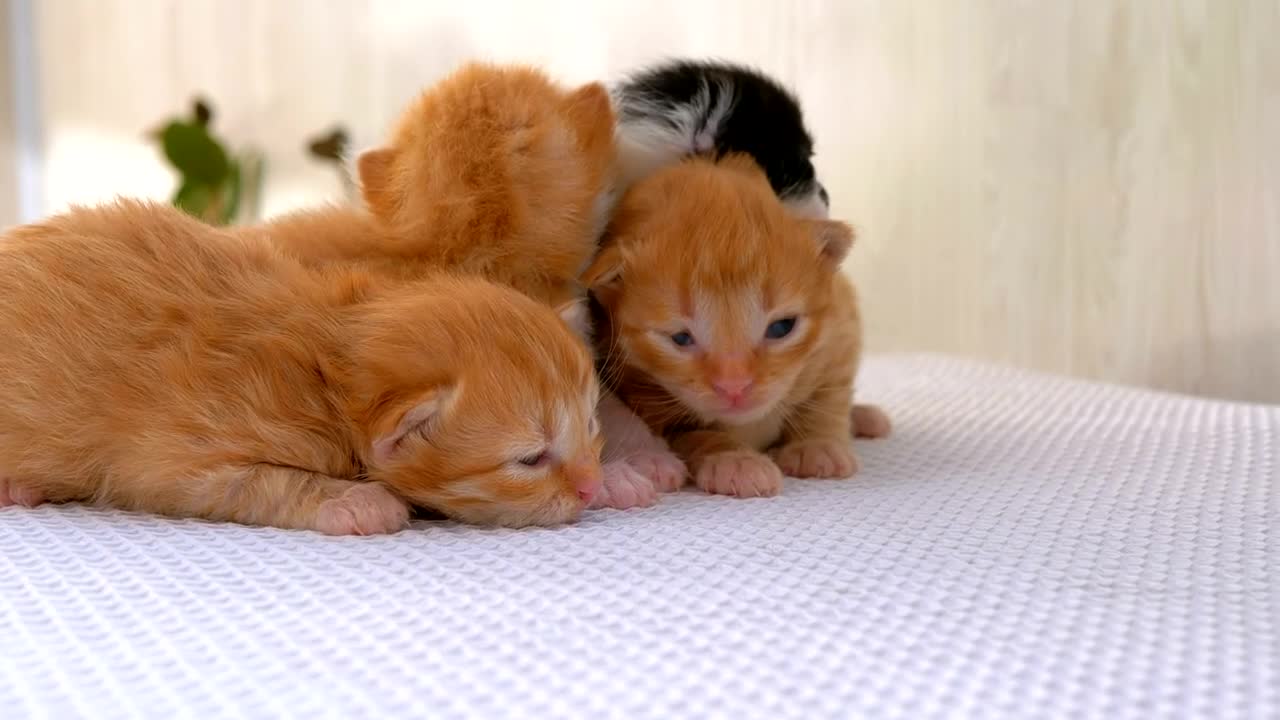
[19,0,1280,402]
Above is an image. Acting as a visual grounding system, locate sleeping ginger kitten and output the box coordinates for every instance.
[0,201,604,532]
[267,62,685,508]
[585,155,890,497]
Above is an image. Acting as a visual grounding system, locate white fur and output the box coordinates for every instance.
[611,76,737,190]
[588,186,619,247]
[783,188,830,219]
[556,298,592,341]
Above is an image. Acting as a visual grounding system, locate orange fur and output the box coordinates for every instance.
[265,62,686,506]
[0,201,603,532]
[269,62,617,312]
[586,155,880,497]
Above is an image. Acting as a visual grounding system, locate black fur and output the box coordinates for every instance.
[614,59,827,215]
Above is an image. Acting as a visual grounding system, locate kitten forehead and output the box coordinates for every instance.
[554,399,571,452]
[692,286,764,346]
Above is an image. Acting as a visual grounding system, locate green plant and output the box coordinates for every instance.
[306,126,358,204]
[150,98,263,225]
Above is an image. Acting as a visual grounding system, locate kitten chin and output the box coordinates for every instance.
[587,154,884,497]
[0,200,603,533]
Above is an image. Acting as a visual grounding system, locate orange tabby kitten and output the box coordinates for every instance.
[0,201,603,532]
[585,155,889,497]
[266,62,686,508]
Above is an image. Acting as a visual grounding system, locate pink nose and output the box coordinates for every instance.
[566,461,602,505]
[713,377,754,404]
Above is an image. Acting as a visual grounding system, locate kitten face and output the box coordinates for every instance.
[353,280,604,527]
[382,371,603,528]
[586,155,853,427]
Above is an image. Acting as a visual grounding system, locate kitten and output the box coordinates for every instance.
[612,59,829,219]
[612,59,891,441]
[585,155,889,497]
[0,201,604,533]
[268,62,687,507]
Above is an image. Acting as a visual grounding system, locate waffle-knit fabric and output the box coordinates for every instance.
[1,355,1276,719]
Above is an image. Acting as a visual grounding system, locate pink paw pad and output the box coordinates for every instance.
[624,449,688,493]
[0,477,45,508]
[593,461,659,510]
[315,483,411,536]
[774,439,860,479]
[694,451,783,498]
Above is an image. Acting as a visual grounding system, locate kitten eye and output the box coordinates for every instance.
[765,317,797,340]
[670,330,696,348]
[517,451,551,468]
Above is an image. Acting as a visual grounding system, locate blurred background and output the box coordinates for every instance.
[2,0,1278,402]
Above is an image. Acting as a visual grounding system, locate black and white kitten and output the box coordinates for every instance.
[611,59,829,218]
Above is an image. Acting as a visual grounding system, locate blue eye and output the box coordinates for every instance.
[670,331,696,347]
[765,317,797,340]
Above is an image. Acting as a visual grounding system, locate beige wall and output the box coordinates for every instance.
[831,2,1280,404]
[22,0,1280,402]
[0,0,17,228]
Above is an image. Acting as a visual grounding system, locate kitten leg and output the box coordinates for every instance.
[163,465,410,535]
[313,482,412,536]
[671,430,782,498]
[598,391,687,494]
[594,461,657,510]
[592,391,685,510]
[0,476,46,508]
[850,403,892,438]
[774,384,860,479]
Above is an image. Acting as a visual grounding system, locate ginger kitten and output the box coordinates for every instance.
[0,201,604,532]
[584,155,889,498]
[268,62,686,508]
[270,61,614,314]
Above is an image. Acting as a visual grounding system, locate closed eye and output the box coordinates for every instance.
[516,450,551,468]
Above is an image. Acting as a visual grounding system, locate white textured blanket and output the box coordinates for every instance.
[1,355,1275,719]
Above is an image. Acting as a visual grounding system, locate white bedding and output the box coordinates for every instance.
[1,355,1275,719]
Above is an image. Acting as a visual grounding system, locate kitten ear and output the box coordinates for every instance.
[561,82,615,155]
[809,219,855,267]
[357,147,397,216]
[581,245,625,290]
[371,387,452,465]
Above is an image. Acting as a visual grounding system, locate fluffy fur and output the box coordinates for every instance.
[266,62,687,507]
[270,62,615,312]
[612,59,829,218]
[585,155,890,498]
[0,201,604,533]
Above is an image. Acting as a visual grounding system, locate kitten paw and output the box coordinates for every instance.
[851,404,892,438]
[315,482,410,536]
[0,477,45,508]
[774,439,860,478]
[593,461,659,510]
[624,449,688,493]
[694,451,782,498]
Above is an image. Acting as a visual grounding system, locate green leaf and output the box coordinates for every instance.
[172,180,213,219]
[159,121,230,185]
